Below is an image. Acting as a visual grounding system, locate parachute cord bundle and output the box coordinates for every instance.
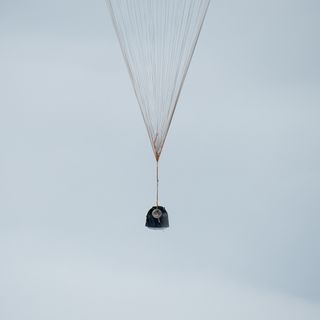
[107,0,210,160]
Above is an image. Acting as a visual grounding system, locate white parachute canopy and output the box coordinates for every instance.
[107,0,210,160]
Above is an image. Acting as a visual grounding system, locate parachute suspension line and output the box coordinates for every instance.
[107,0,211,161]
[156,159,159,207]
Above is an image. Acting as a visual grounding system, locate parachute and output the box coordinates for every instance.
[106,0,210,228]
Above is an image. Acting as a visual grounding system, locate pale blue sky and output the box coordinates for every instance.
[0,0,319,319]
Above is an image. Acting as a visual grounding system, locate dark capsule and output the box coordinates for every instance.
[145,206,169,229]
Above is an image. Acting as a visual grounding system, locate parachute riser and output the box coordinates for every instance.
[156,159,159,207]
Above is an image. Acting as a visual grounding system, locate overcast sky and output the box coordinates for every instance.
[0,0,319,319]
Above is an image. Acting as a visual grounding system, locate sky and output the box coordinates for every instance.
[0,0,320,319]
